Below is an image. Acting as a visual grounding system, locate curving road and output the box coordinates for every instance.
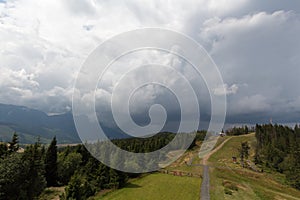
[200,138,231,200]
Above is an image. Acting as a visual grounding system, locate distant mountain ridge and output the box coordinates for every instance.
[0,103,131,144]
[0,103,81,144]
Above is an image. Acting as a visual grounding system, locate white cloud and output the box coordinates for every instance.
[0,0,299,124]
[0,68,38,88]
[214,84,238,96]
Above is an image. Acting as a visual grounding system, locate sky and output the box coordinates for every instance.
[0,0,300,132]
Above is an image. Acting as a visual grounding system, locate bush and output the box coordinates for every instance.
[65,173,95,200]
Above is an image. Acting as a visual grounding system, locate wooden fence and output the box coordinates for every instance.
[158,169,202,178]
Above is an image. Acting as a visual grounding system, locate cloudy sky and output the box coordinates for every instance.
[0,0,300,131]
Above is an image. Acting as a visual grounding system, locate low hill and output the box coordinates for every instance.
[209,134,300,200]
[91,133,300,200]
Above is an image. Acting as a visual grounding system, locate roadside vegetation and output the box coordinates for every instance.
[0,131,203,200]
[1,126,300,200]
[208,132,300,200]
[99,173,201,200]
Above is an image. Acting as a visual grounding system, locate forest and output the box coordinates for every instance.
[255,124,300,189]
[2,125,300,199]
[0,131,203,200]
[225,125,255,136]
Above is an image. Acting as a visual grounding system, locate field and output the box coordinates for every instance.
[98,173,201,200]
[208,134,300,200]
[37,133,300,200]
[95,133,300,200]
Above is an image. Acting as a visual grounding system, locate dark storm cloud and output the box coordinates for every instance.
[0,0,299,129]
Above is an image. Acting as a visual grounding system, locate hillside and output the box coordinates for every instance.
[91,133,300,200]
[0,103,80,143]
[208,134,300,200]
[99,173,201,200]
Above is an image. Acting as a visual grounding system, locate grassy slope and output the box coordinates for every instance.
[39,187,65,200]
[99,173,201,200]
[209,133,300,200]
[94,142,203,199]
[89,134,300,200]
[164,142,203,174]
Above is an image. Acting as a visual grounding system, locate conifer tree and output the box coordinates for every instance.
[8,132,19,153]
[45,136,58,186]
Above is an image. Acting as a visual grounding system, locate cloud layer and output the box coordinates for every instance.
[0,0,300,127]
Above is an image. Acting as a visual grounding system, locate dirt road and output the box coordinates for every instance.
[200,137,231,200]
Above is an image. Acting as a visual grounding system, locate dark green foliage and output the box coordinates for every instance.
[255,124,300,189]
[57,151,82,185]
[63,155,128,200]
[195,130,206,141]
[22,142,47,199]
[45,137,58,187]
[187,130,206,150]
[0,153,29,199]
[85,132,199,173]
[62,132,185,199]
[238,141,250,167]
[0,143,7,158]
[64,173,95,200]
[0,131,205,200]
[8,132,19,153]
[226,126,252,136]
[0,141,46,200]
[280,151,300,189]
[111,132,176,153]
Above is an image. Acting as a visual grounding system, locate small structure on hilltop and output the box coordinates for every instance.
[219,130,226,137]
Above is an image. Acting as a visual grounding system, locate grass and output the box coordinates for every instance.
[208,133,300,200]
[92,133,300,200]
[209,133,255,166]
[163,142,203,175]
[38,186,65,200]
[98,173,201,200]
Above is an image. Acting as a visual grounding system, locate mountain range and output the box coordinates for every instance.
[0,103,127,144]
[0,103,81,143]
[0,103,213,144]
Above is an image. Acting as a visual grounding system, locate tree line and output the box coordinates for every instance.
[255,124,300,189]
[226,125,254,136]
[0,131,203,199]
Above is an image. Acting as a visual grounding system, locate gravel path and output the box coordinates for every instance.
[200,165,210,200]
[200,138,231,200]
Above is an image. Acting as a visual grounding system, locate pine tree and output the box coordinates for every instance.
[239,141,250,167]
[0,143,8,157]
[45,136,58,186]
[22,141,46,199]
[8,132,19,153]
[245,125,249,134]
